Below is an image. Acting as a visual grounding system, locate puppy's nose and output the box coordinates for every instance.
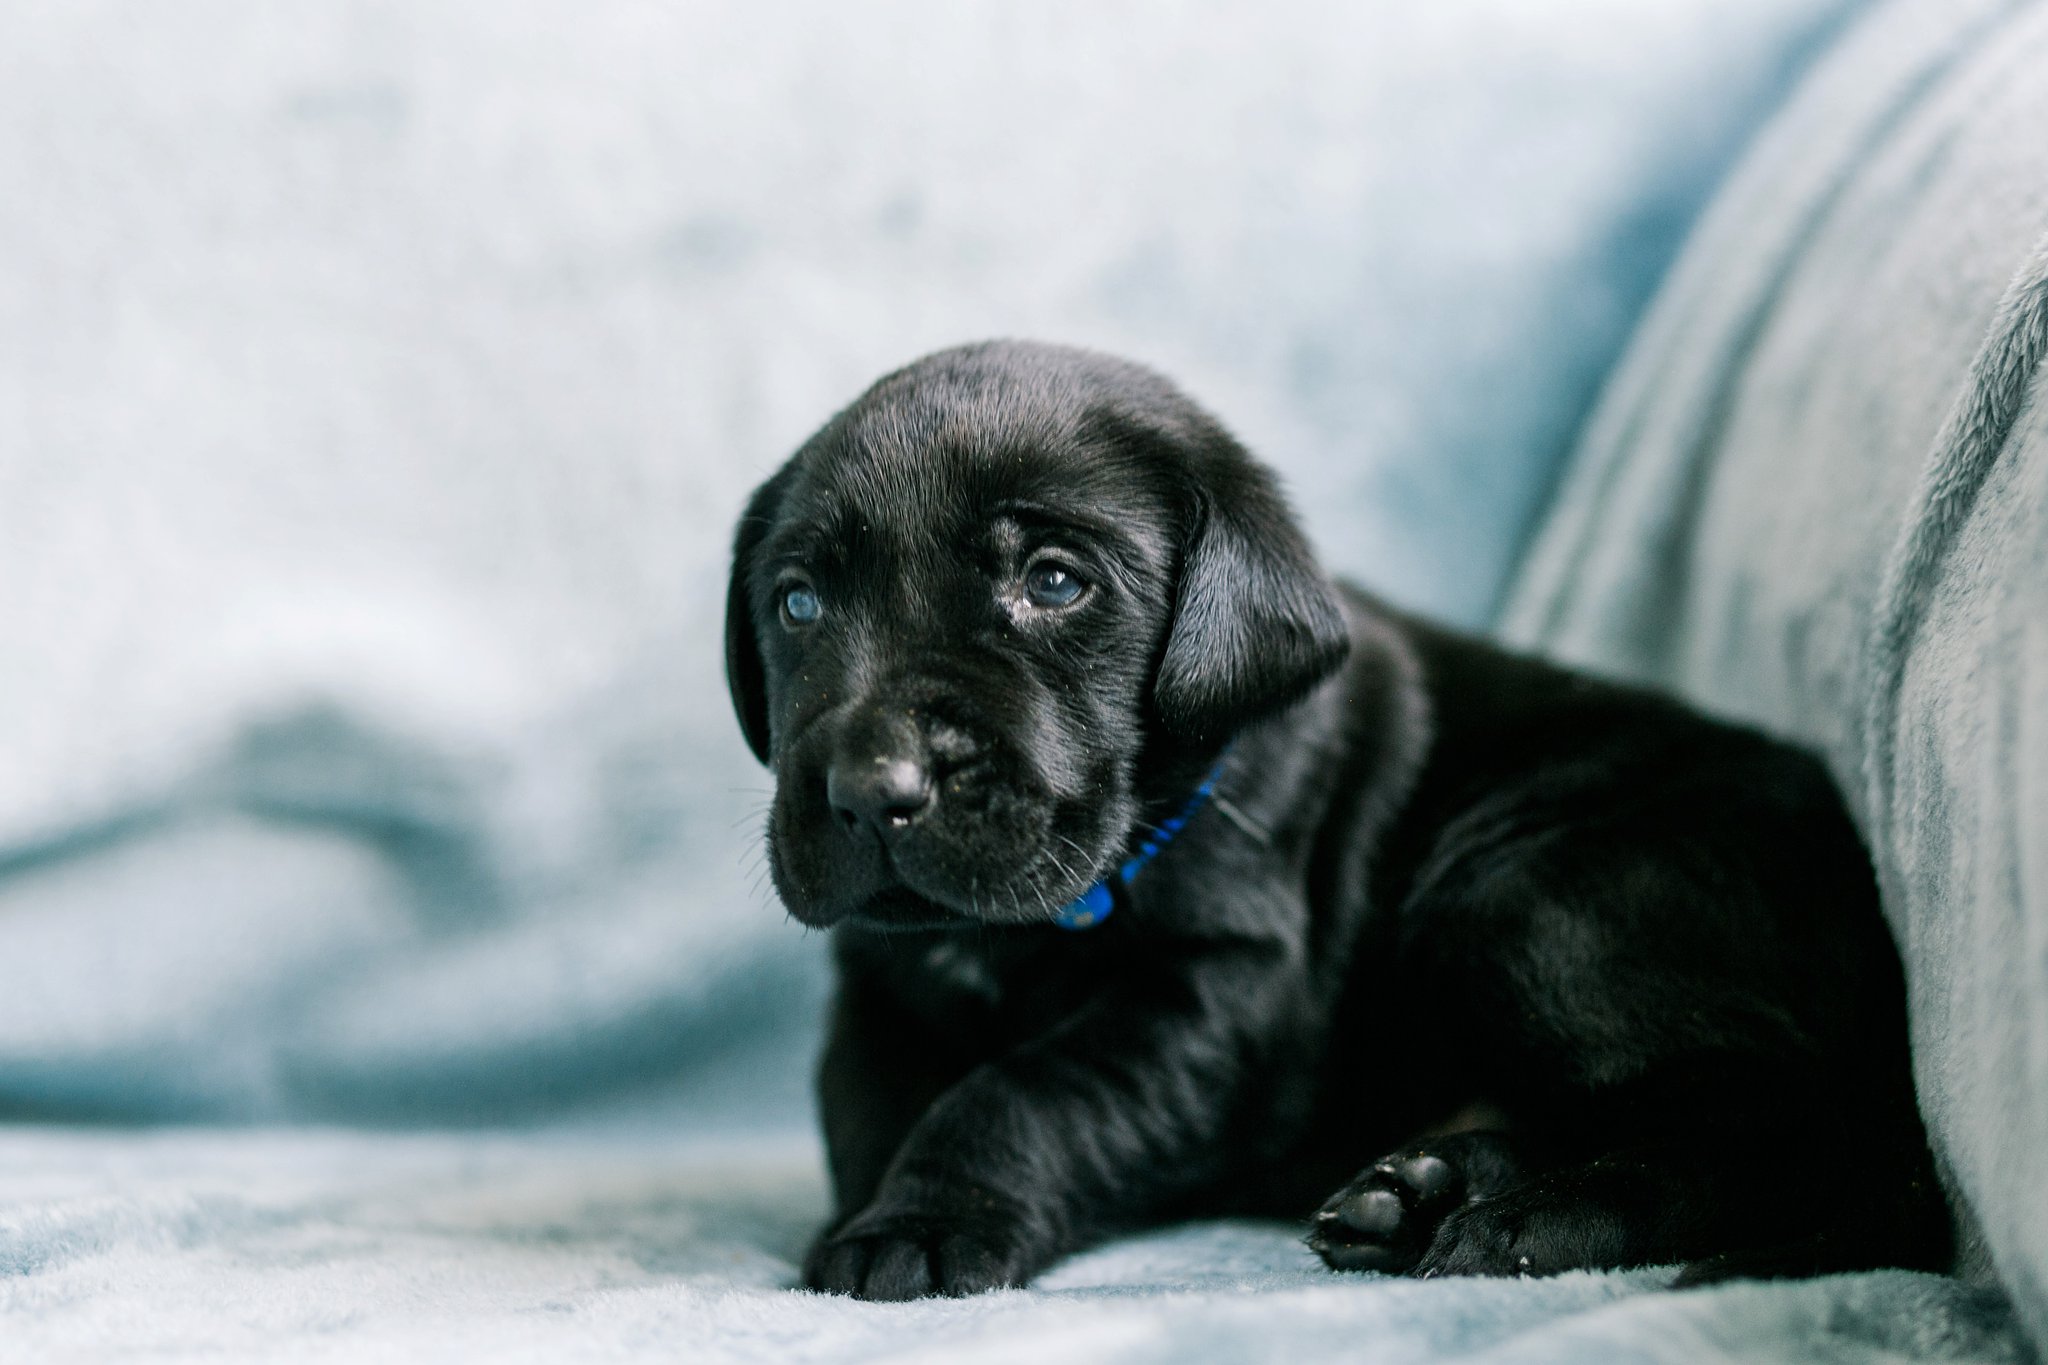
[827,755,934,839]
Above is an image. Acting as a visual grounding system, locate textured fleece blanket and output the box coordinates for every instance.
[13,1,2035,1362]
[0,1128,2028,1365]
[1504,0,2048,1352]
[0,0,1853,1129]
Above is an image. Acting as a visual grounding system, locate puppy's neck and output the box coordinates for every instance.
[1055,750,1234,930]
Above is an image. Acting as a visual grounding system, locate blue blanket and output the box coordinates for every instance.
[13,0,2040,1360]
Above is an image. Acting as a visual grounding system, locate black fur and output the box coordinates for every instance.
[724,340,1948,1300]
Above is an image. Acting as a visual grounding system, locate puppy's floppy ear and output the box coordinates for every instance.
[1154,454,1349,744]
[725,466,792,765]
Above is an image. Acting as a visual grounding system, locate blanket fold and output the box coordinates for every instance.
[1505,0,2048,1349]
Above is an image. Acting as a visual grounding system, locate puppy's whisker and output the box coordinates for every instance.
[1053,832,1103,881]
[1039,848,1088,907]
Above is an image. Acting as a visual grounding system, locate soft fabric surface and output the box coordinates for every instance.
[1503,0,2048,1351]
[18,1,2038,1362]
[0,0,1852,1125]
[0,1128,2028,1365]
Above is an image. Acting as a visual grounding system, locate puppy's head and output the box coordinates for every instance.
[726,341,1346,930]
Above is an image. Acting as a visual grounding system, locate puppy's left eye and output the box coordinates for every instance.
[1023,561,1086,609]
[780,581,822,625]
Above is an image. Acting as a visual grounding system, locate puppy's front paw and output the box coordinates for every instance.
[1308,1150,1465,1274]
[805,1201,1038,1300]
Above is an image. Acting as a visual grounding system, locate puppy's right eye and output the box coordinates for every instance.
[780,582,822,626]
[1023,561,1086,610]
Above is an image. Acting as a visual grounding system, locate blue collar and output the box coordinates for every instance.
[1052,754,1230,931]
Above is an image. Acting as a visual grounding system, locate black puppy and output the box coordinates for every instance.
[724,341,1947,1300]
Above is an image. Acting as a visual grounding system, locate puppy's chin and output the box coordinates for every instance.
[776,861,1110,931]
[842,888,976,934]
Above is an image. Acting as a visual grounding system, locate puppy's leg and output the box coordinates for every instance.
[1414,1127,1951,1280]
[1315,1123,1948,1281]
[806,942,1298,1300]
[1410,1141,1742,1277]
[1391,738,1945,1271]
[807,977,981,1283]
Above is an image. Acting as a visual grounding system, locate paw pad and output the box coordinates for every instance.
[1308,1150,1468,1274]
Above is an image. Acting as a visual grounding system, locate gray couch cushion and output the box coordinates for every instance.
[1503,0,2048,1348]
